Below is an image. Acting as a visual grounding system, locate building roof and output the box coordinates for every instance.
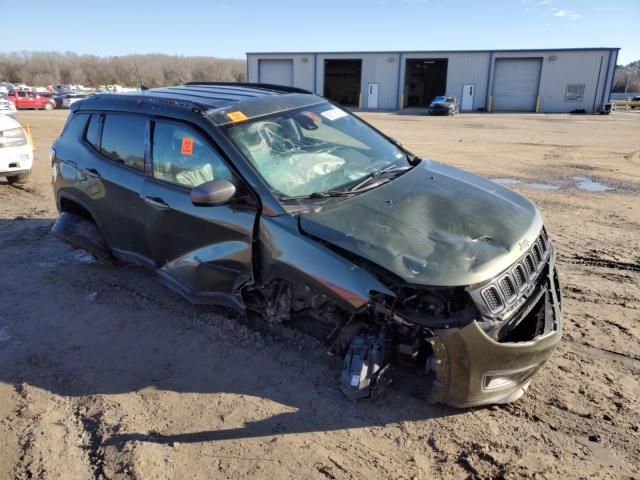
[247,47,620,56]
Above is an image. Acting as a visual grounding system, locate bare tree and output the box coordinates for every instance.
[0,51,246,87]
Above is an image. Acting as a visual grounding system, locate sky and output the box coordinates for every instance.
[0,0,638,64]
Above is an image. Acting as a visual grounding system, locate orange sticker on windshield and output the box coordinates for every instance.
[227,111,248,122]
[181,137,194,155]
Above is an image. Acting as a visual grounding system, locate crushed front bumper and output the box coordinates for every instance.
[428,250,563,407]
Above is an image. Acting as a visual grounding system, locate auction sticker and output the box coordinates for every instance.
[181,137,194,155]
[320,108,348,121]
[227,111,248,122]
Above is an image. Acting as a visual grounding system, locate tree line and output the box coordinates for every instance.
[0,51,246,88]
[612,60,640,93]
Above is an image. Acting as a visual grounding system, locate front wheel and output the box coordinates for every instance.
[6,171,30,185]
[44,102,54,111]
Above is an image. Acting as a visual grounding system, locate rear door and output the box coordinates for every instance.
[88,113,153,264]
[139,119,257,303]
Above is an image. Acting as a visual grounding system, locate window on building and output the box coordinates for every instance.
[100,114,146,171]
[565,84,585,102]
[151,121,232,188]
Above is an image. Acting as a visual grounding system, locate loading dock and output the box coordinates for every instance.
[323,59,362,107]
[491,58,543,111]
[404,58,448,107]
[258,59,294,86]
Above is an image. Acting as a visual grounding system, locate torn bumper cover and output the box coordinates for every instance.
[428,250,563,407]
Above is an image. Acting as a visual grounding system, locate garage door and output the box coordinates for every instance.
[492,58,542,111]
[258,59,294,87]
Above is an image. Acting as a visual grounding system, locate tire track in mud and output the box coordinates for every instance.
[74,408,107,480]
[12,383,43,480]
[569,255,640,273]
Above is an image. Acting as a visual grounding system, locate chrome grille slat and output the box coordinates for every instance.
[513,265,527,290]
[499,275,517,302]
[481,286,503,312]
[476,229,552,316]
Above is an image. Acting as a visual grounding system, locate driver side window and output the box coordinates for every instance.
[151,121,232,188]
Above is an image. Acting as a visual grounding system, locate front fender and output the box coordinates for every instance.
[258,215,394,311]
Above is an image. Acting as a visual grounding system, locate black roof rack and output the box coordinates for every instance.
[183,82,311,95]
[75,82,315,114]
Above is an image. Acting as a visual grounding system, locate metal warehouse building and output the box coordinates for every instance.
[246,48,619,113]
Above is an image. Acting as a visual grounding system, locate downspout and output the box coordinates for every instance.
[599,50,613,110]
[246,55,250,82]
[592,56,604,113]
[396,53,403,109]
[485,51,494,112]
[313,53,317,94]
[608,49,619,105]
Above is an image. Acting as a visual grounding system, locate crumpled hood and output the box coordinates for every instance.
[299,160,544,287]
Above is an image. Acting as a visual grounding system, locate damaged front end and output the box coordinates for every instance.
[335,229,563,407]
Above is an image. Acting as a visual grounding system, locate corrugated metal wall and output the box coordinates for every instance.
[247,49,618,113]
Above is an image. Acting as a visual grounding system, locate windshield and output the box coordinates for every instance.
[222,102,409,197]
[432,96,448,103]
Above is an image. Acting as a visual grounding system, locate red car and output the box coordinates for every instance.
[5,90,56,110]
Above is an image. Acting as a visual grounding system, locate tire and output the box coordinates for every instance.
[44,101,54,111]
[51,212,115,263]
[6,171,30,185]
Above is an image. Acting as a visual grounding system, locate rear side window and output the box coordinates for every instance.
[100,114,146,171]
[85,114,101,150]
[151,121,232,188]
[61,113,89,139]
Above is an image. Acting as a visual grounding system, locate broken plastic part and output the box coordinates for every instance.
[340,330,391,401]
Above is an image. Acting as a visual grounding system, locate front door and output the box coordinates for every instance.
[462,84,475,111]
[367,83,379,109]
[140,119,257,304]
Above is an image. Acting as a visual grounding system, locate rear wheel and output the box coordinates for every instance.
[6,171,30,185]
[44,101,54,111]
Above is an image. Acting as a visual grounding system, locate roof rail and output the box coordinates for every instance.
[182,82,312,95]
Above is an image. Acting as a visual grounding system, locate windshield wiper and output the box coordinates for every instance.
[348,164,412,192]
[278,190,354,201]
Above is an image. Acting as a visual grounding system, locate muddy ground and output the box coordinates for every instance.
[0,109,638,479]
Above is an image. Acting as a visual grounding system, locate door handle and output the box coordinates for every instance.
[143,196,169,210]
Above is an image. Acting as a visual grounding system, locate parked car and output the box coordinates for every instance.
[0,116,33,184]
[5,90,56,110]
[62,92,91,108]
[0,95,18,118]
[50,83,562,407]
[428,95,459,115]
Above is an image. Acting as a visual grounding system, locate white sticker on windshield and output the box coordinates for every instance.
[321,108,348,121]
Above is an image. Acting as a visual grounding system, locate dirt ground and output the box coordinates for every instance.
[1,108,638,479]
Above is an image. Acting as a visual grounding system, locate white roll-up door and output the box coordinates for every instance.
[492,58,542,111]
[258,60,294,86]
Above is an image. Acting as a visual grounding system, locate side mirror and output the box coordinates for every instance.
[191,179,236,206]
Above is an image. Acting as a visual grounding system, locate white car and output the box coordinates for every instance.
[0,116,33,184]
[0,96,17,118]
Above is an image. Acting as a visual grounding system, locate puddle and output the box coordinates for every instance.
[492,176,615,192]
[572,176,612,192]
[491,178,561,190]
